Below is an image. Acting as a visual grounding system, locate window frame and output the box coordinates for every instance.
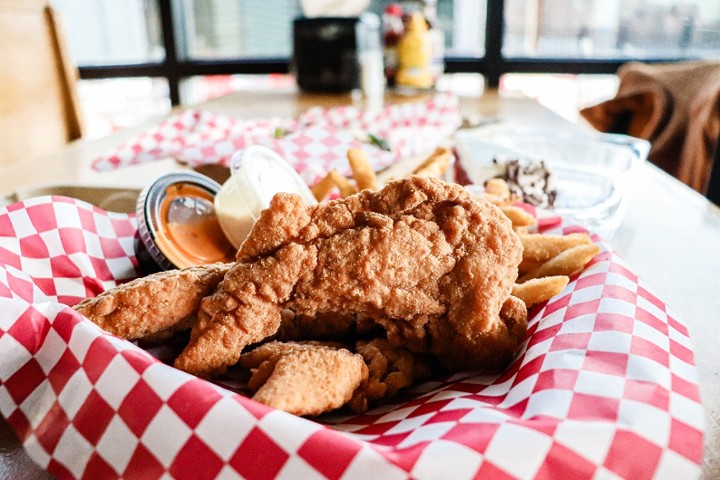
[75,0,704,105]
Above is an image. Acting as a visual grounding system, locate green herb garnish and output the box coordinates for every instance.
[273,127,292,138]
[367,133,391,152]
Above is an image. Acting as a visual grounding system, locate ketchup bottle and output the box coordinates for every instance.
[382,3,404,87]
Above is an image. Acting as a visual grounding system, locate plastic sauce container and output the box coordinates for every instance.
[136,172,236,272]
[214,146,317,249]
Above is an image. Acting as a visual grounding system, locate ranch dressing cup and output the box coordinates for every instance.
[214,146,317,249]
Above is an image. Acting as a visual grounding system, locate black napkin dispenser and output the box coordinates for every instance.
[293,16,360,92]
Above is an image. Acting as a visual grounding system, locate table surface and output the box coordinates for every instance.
[1,87,719,479]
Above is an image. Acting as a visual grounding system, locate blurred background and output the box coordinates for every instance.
[50,0,720,138]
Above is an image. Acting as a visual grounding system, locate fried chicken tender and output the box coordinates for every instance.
[348,338,435,413]
[74,263,231,341]
[348,295,525,413]
[238,341,368,416]
[175,177,526,378]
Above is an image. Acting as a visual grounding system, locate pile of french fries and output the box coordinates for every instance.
[481,177,601,308]
[311,147,453,202]
[311,147,601,309]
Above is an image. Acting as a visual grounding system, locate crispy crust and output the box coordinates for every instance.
[174,244,318,378]
[175,177,526,378]
[275,310,378,342]
[348,338,435,413]
[74,263,231,340]
[239,341,368,416]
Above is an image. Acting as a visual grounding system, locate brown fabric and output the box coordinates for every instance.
[581,61,720,193]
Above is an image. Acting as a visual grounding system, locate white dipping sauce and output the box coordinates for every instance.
[214,146,317,248]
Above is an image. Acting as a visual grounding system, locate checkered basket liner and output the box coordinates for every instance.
[90,93,462,186]
[0,195,704,479]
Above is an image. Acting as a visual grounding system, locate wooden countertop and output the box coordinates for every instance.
[1,87,719,479]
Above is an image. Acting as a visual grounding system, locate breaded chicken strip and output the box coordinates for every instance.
[347,295,525,413]
[175,177,526,378]
[74,263,231,341]
[239,341,368,416]
[348,338,435,413]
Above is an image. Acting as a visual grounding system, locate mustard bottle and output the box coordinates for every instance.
[396,12,433,90]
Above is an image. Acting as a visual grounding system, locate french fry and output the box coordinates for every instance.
[512,275,570,307]
[499,205,537,228]
[412,146,452,178]
[347,148,378,191]
[518,257,543,276]
[484,178,511,200]
[481,192,506,206]
[519,232,593,263]
[311,172,337,201]
[519,243,601,283]
[329,170,358,198]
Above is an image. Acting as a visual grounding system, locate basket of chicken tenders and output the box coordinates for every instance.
[0,145,704,480]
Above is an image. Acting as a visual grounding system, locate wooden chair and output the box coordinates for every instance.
[0,0,82,164]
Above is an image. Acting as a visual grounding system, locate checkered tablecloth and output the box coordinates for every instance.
[0,195,704,479]
[91,93,462,186]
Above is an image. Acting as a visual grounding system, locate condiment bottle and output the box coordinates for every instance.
[395,12,433,91]
[356,12,385,99]
[382,3,404,87]
[423,0,445,84]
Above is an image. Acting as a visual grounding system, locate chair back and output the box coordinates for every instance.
[0,0,82,164]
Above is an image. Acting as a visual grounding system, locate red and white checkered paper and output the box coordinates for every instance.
[0,195,704,480]
[91,93,462,185]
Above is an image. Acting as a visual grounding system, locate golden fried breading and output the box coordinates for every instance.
[74,263,231,341]
[174,245,316,377]
[275,310,377,342]
[239,341,368,416]
[348,338,435,413]
[175,177,525,378]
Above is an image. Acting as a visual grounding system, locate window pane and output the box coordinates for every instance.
[445,0,487,57]
[77,78,171,139]
[503,0,720,59]
[52,0,163,65]
[181,0,300,59]
[500,73,619,123]
[181,0,486,60]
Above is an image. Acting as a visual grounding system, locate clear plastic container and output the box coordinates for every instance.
[214,146,317,248]
[455,127,650,237]
[483,128,649,174]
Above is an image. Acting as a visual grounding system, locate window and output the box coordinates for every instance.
[503,0,720,59]
[54,0,163,65]
[182,0,300,59]
[51,0,720,136]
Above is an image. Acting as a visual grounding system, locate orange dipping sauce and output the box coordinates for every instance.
[155,184,235,268]
[136,172,236,272]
